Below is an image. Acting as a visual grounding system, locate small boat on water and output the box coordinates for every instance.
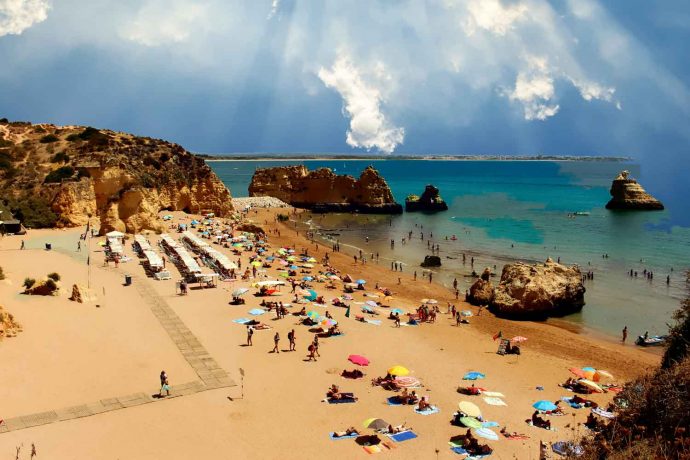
[635,335,667,347]
[573,211,590,216]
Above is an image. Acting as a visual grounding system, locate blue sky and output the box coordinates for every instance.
[1,0,689,216]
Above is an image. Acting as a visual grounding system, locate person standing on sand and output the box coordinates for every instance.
[413,271,417,281]
[20,240,25,250]
[394,313,401,328]
[272,332,280,353]
[288,329,296,351]
[429,273,433,283]
[247,325,254,346]
[307,343,317,361]
[622,326,628,343]
[313,336,320,357]
[77,240,81,251]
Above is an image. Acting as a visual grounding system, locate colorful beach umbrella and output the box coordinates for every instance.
[394,376,421,388]
[473,428,499,441]
[251,261,262,267]
[363,418,389,430]
[533,400,558,412]
[320,318,337,327]
[302,263,314,268]
[463,372,486,381]
[595,370,614,380]
[387,365,410,376]
[365,300,378,308]
[569,368,588,379]
[306,311,320,320]
[348,354,370,366]
[579,379,604,393]
[459,417,483,429]
[232,288,249,297]
[458,401,481,418]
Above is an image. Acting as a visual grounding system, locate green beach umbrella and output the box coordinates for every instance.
[459,417,483,429]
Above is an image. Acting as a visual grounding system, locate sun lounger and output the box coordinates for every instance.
[387,431,418,442]
[414,405,440,415]
[329,432,359,440]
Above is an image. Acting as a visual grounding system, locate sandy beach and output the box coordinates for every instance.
[0,207,659,459]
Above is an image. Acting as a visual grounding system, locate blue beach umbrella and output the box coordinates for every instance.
[302,276,314,281]
[303,289,317,301]
[361,305,375,313]
[290,265,299,270]
[266,256,275,261]
[533,400,558,412]
[463,372,486,381]
[391,308,404,315]
[356,279,366,285]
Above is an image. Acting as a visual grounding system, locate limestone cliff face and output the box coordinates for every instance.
[405,185,448,212]
[606,170,664,210]
[468,268,493,306]
[490,259,585,318]
[248,165,402,214]
[0,120,233,233]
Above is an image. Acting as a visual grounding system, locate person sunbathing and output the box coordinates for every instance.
[530,411,551,429]
[546,400,565,415]
[386,423,409,434]
[341,369,364,379]
[458,384,480,396]
[332,427,358,438]
[327,384,356,400]
[417,397,432,411]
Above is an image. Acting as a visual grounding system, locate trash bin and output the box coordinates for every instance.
[45,243,52,250]
[124,275,132,286]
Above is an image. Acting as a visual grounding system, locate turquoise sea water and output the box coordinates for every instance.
[210,159,690,339]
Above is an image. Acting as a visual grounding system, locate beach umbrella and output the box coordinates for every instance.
[473,428,499,441]
[266,256,275,261]
[460,310,473,317]
[348,354,370,366]
[248,308,265,316]
[363,418,389,430]
[307,311,320,320]
[342,294,354,301]
[356,279,366,285]
[289,265,299,270]
[533,400,558,412]
[304,289,317,301]
[279,260,289,266]
[251,261,262,267]
[458,401,482,418]
[365,300,378,308]
[394,376,421,388]
[595,370,614,380]
[387,365,410,377]
[569,368,588,379]
[459,417,483,429]
[391,308,405,315]
[307,257,317,263]
[287,256,297,261]
[278,272,289,278]
[191,220,199,225]
[302,276,314,281]
[511,336,528,343]
[463,372,486,381]
[302,263,314,268]
[232,288,249,297]
[361,305,375,313]
[328,275,340,281]
[320,318,337,327]
[578,379,604,393]
[425,299,438,305]
[232,242,244,247]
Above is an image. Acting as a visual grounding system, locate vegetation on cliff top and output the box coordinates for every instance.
[0,118,218,228]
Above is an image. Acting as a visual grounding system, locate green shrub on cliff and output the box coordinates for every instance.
[50,152,70,163]
[44,166,75,183]
[3,196,58,228]
[40,134,59,143]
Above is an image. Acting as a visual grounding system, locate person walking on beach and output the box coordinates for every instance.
[20,240,25,250]
[288,329,296,351]
[313,336,320,358]
[394,313,401,328]
[413,271,417,281]
[159,370,170,397]
[246,325,254,346]
[622,326,628,344]
[307,343,317,361]
[77,240,81,251]
[272,332,280,353]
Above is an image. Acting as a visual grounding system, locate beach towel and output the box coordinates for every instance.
[365,319,382,326]
[561,397,583,409]
[483,397,507,406]
[327,397,357,404]
[592,407,615,419]
[414,405,440,415]
[388,431,418,442]
[387,396,403,406]
[363,445,382,454]
[482,421,500,428]
[481,391,504,398]
[248,309,265,316]
[232,318,251,324]
[329,432,359,440]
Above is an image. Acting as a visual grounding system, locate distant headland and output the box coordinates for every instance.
[198,153,632,162]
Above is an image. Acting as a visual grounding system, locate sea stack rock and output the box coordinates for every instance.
[405,185,448,212]
[490,258,585,318]
[606,170,664,210]
[420,255,442,267]
[468,268,493,306]
[248,165,402,214]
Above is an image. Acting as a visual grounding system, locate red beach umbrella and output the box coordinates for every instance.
[569,367,587,379]
[348,354,370,366]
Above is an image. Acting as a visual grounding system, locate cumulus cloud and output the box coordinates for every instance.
[121,0,208,46]
[318,55,405,154]
[0,0,51,36]
[462,0,527,36]
[504,56,559,120]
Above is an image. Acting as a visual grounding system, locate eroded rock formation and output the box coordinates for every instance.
[0,120,233,234]
[468,268,493,306]
[405,185,448,212]
[420,255,442,267]
[606,170,664,210]
[248,165,402,214]
[490,258,585,317]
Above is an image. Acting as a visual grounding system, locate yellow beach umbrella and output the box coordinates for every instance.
[595,370,614,380]
[579,379,604,393]
[307,257,317,263]
[251,261,262,267]
[387,365,410,376]
[458,401,482,418]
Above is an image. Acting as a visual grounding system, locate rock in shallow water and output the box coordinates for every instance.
[605,170,664,210]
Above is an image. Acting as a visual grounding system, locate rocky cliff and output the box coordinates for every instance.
[0,120,233,234]
[468,268,494,306]
[490,258,585,318]
[405,185,448,212]
[606,170,664,210]
[248,165,402,214]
